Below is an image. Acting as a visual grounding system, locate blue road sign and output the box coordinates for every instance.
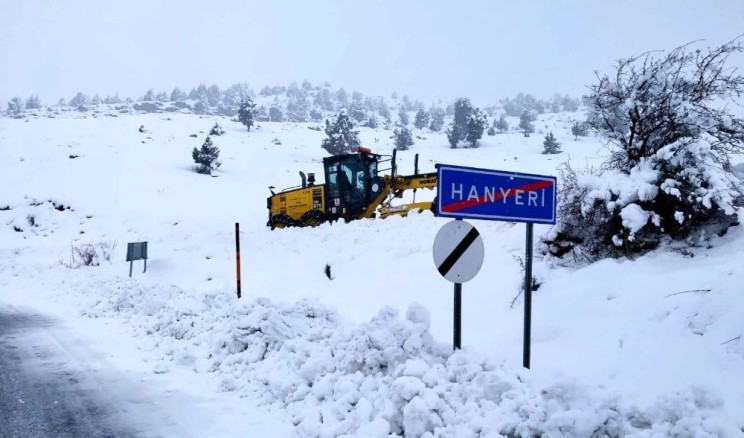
[436,164,557,224]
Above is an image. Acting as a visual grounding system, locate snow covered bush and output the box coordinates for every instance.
[544,39,744,261]
[209,122,224,136]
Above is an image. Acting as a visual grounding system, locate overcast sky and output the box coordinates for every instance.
[1,0,743,106]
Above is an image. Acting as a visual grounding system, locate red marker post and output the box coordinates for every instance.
[235,222,241,299]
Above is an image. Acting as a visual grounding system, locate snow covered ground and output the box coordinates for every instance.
[1,111,743,436]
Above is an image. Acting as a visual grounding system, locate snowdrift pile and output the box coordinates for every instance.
[75,277,730,437]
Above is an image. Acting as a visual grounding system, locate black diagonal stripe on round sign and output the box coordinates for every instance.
[438,227,480,277]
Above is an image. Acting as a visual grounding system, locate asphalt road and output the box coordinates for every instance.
[0,306,149,438]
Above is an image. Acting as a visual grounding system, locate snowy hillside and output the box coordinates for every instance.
[1,112,743,436]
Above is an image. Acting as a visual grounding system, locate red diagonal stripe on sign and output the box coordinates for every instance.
[441,179,554,213]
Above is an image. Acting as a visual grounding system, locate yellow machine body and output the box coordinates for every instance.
[267,149,436,229]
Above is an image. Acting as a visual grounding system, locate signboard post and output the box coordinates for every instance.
[435,164,556,369]
[125,241,148,277]
[432,219,484,350]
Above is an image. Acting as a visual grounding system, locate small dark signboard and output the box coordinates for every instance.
[126,241,148,277]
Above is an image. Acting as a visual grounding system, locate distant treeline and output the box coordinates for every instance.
[4,80,581,125]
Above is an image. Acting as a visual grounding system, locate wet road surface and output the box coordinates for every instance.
[0,305,168,438]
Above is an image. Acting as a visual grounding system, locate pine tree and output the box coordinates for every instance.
[287,94,310,122]
[571,122,587,140]
[398,109,409,126]
[207,84,222,107]
[550,100,561,113]
[170,87,186,101]
[314,88,335,111]
[429,106,445,132]
[143,89,155,101]
[519,111,535,137]
[400,95,414,112]
[487,127,496,136]
[349,103,367,123]
[453,98,473,141]
[414,109,430,129]
[192,136,221,175]
[69,92,89,108]
[335,88,349,108]
[466,109,487,147]
[25,95,41,109]
[7,97,24,115]
[193,83,208,102]
[269,105,284,122]
[495,114,509,133]
[393,127,414,150]
[223,83,251,110]
[309,108,323,122]
[542,132,561,154]
[378,104,391,122]
[68,92,90,110]
[194,101,207,115]
[321,109,361,155]
[446,125,460,149]
[104,93,122,104]
[92,94,101,106]
[366,114,379,129]
[237,98,257,131]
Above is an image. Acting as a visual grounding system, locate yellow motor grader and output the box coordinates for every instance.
[266,147,437,229]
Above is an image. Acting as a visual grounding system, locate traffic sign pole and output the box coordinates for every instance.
[523,223,533,369]
[454,217,462,351]
[454,282,462,350]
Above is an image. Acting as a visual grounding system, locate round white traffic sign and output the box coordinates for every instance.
[432,220,484,283]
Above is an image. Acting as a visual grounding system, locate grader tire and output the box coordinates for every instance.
[270,214,294,230]
[299,210,325,228]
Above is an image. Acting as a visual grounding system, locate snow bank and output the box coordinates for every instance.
[73,278,731,437]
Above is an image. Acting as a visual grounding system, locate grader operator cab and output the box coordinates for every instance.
[266,147,437,229]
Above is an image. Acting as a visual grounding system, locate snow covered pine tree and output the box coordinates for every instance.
[321,109,361,155]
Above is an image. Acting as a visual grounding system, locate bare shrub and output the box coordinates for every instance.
[60,240,117,268]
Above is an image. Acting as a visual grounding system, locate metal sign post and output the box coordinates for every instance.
[432,219,484,350]
[523,223,533,369]
[435,163,556,369]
